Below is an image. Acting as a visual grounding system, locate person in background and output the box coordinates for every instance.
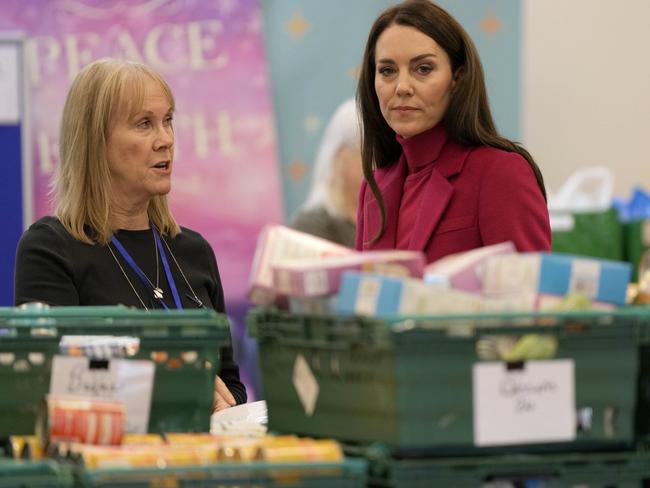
[292,98,363,247]
[14,58,245,411]
[355,0,551,262]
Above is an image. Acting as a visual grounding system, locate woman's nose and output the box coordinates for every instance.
[154,126,174,150]
[396,74,414,96]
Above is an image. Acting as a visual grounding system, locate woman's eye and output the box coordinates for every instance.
[378,66,395,77]
[164,116,173,126]
[416,64,433,75]
[137,119,151,128]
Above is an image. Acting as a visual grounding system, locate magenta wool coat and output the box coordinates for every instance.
[355,127,551,263]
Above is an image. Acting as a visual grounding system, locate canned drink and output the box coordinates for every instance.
[47,396,124,446]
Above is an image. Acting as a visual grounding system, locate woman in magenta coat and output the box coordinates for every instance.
[355,0,551,263]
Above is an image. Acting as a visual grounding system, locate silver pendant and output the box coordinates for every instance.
[153,287,164,300]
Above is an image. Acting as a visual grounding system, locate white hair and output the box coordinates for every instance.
[302,98,361,216]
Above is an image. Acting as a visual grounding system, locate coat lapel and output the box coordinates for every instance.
[408,141,473,251]
[408,170,453,251]
[363,156,407,250]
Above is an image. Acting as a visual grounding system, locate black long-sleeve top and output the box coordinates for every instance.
[14,216,246,404]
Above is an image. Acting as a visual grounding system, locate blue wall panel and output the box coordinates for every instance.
[0,124,23,305]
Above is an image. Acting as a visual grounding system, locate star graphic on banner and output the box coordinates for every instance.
[481,10,503,37]
[304,115,321,133]
[285,10,311,40]
[288,160,308,183]
[348,65,361,80]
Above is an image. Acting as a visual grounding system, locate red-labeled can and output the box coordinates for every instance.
[48,396,124,446]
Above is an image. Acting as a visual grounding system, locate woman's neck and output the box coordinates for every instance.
[110,202,150,230]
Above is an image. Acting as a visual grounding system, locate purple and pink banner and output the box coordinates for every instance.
[0,0,283,304]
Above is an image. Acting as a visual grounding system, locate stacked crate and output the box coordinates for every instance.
[0,306,367,487]
[249,307,650,487]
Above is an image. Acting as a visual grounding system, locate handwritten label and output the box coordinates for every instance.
[473,359,575,446]
[50,356,155,433]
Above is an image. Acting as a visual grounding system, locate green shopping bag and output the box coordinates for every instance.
[551,208,623,261]
[622,219,650,281]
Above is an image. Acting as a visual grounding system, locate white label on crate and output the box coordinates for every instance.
[49,356,155,432]
[569,260,600,299]
[292,353,319,417]
[472,360,575,446]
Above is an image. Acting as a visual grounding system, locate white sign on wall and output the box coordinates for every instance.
[473,359,576,446]
[0,42,20,124]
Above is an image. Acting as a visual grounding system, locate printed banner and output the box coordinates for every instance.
[0,0,283,302]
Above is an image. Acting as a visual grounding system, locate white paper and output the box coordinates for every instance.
[50,356,155,433]
[0,43,21,123]
[473,359,576,446]
[292,353,319,417]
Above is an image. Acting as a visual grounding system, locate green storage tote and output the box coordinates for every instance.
[0,458,73,488]
[0,306,232,436]
[248,308,640,454]
[363,449,650,487]
[74,459,367,487]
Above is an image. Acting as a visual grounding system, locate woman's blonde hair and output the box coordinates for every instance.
[55,58,181,245]
[301,98,361,219]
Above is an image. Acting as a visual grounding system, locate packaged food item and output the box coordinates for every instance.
[256,437,343,463]
[121,433,164,445]
[9,435,44,460]
[47,395,124,446]
[164,433,218,445]
[216,437,261,462]
[59,335,140,358]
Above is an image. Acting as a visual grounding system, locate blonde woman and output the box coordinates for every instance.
[292,98,363,247]
[14,58,245,411]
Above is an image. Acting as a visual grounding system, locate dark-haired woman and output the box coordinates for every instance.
[355,0,550,262]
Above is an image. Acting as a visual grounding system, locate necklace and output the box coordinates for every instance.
[159,233,204,308]
[108,244,150,310]
[108,226,204,310]
[111,229,163,303]
[151,231,164,300]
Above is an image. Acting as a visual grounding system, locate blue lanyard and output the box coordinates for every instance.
[110,225,183,310]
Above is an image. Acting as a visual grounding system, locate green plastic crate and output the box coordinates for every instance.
[364,449,650,487]
[249,308,641,454]
[0,458,73,487]
[75,459,367,487]
[0,306,232,436]
[633,307,650,442]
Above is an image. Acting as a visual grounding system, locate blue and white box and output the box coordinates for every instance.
[336,271,483,317]
[482,253,632,305]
